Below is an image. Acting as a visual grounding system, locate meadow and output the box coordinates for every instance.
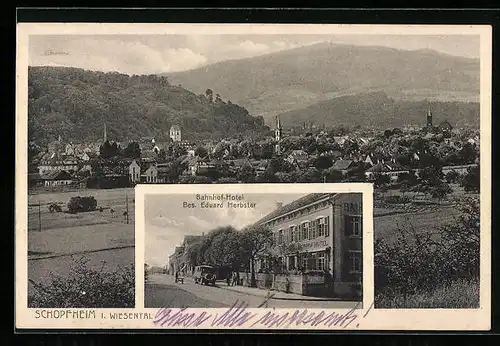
[27,187,136,301]
[373,186,480,309]
[374,278,480,309]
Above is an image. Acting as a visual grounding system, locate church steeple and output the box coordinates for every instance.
[274,115,283,156]
[104,123,107,142]
[426,103,433,127]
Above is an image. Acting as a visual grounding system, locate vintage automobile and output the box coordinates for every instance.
[193,265,216,286]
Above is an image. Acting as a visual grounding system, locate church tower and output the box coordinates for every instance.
[426,103,433,127]
[274,115,283,155]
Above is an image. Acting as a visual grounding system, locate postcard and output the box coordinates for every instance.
[15,23,491,330]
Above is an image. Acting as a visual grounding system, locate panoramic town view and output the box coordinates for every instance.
[26,33,480,309]
[144,192,363,308]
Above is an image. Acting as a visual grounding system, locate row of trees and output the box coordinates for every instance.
[182,225,274,287]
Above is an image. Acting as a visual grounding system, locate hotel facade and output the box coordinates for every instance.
[253,193,363,295]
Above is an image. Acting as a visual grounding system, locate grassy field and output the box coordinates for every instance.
[375,278,480,308]
[373,203,462,242]
[28,187,135,233]
[27,188,136,301]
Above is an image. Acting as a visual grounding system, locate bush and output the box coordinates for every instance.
[384,195,411,204]
[48,203,62,213]
[28,255,135,308]
[67,196,97,213]
[376,278,479,308]
[374,197,480,308]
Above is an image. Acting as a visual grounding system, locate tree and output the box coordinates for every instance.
[459,143,478,164]
[184,240,205,273]
[195,146,208,159]
[296,167,322,183]
[236,165,256,183]
[324,168,344,183]
[314,156,333,170]
[373,173,390,188]
[205,88,213,103]
[67,196,97,213]
[241,226,273,287]
[217,177,239,184]
[206,228,246,269]
[460,165,480,193]
[399,182,411,204]
[430,180,453,203]
[445,170,461,184]
[123,141,141,159]
[440,197,480,279]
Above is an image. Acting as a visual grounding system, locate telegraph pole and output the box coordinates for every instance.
[125,194,129,224]
[38,201,42,232]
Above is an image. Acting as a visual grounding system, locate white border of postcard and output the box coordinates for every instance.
[16,23,491,330]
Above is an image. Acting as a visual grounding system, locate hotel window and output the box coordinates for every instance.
[278,230,284,244]
[324,216,330,237]
[350,252,362,273]
[311,219,318,239]
[344,216,362,237]
[297,224,303,241]
[290,226,296,242]
[302,222,309,240]
[351,216,362,237]
[318,217,325,237]
[317,253,326,271]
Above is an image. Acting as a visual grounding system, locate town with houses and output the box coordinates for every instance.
[28,105,480,191]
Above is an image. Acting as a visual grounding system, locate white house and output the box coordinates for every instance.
[144,164,158,183]
[170,125,182,142]
[129,160,141,183]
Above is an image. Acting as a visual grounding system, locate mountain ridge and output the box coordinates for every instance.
[164,42,479,125]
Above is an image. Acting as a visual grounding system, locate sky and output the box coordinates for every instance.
[144,192,306,268]
[29,34,480,75]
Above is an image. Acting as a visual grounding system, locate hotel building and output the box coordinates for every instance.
[253,193,363,295]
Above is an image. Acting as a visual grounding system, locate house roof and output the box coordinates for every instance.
[331,160,354,171]
[170,125,181,131]
[229,159,253,168]
[40,170,73,180]
[439,120,453,129]
[289,149,308,157]
[385,162,410,171]
[253,193,336,226]
[256,160,269,169]
[141,150,157,160]
[366,163,389,173]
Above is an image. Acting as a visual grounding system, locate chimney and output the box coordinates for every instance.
[276,202,283,209]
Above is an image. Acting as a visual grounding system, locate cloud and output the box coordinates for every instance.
[238,40,271,54]
[30,37,207,74]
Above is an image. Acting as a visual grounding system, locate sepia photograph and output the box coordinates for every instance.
[16,22,491,330]
[144,191,364,309]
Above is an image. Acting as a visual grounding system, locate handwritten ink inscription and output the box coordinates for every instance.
[153,301,373,329]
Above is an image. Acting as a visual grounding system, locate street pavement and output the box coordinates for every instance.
[145,274,360,309]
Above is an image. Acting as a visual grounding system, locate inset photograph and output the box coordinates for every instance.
[144,191,364,308]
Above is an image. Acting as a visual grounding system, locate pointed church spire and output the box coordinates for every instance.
[426,102,433,127]
[104,123,107,142]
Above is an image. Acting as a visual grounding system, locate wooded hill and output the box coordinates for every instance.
[278,92,480,129]
[166,43,479,125]
[28,66,269,144]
